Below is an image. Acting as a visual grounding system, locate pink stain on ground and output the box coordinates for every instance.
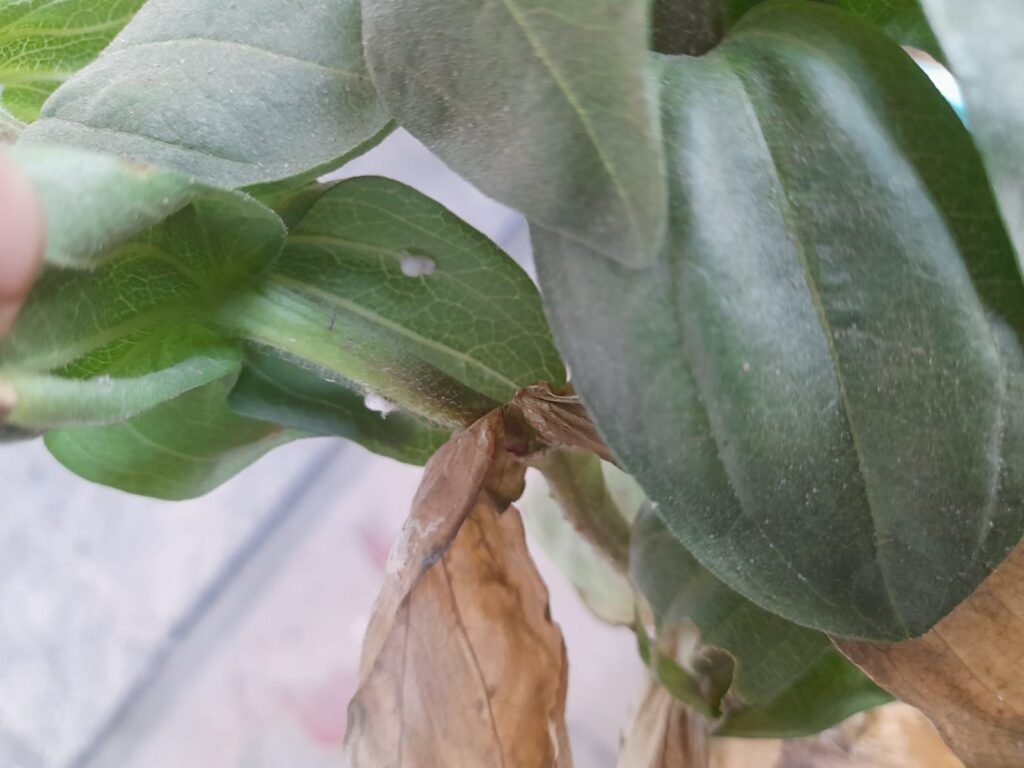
[358,525,393,572]
[283,668,357,746]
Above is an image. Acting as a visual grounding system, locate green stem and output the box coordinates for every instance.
[216,279,498,427]
[532,448,632,574]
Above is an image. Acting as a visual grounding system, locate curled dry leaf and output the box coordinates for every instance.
[619,687,959,768]
[618,679,711,768]
[834,542,1024,768]
[514,384,616,464]
[343,410,573,767]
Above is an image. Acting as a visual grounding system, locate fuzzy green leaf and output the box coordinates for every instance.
[21,0,388,187]
[7,143,202,268]
[0,0,146,122]
[537,0,1024,640]
[363,0,666,267]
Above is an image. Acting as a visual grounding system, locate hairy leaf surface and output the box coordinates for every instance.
[363,0,666,267]
[22,0,388,187]
[8,143,202,268]
[536,0,1024,639]
[0,0,145,122]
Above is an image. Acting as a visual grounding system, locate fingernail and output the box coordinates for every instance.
[0,150,45,338]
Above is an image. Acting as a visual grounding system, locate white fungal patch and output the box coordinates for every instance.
[364,391,398,417]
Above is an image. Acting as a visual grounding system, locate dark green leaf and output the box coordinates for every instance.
[654,0,940,58]
[45,374,301,500]
[228,350,450,466]
[0,0,145,122]
[224,177,567,425]
[21,0,388,187]
[363,0,666,267]
[536,0,1024,640]
[632,505,889,737]
[921,1,1024,257]
[836,0,941,57]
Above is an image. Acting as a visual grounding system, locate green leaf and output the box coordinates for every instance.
[228,350,450,466]
[0,191,285,375]
[7,143,202,268]
[45,374,301,500]
[536,0,1024,640]
[921,1,1024,258]
[363,0,666,267]
[654,0,940,58]
[716,650,891,738]
[835,0,941,57]
[632,505,890,738]
[0,0,146,123]
[4,149,563,494]
[224,177,567,425]
[1,336,239,431]
[21,0,388,187]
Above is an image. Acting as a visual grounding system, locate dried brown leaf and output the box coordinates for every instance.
[343,410,573,768]
[514,384,615,463]
[834,542,1024,768]
[618,680,711,768]
[710,704,963,768]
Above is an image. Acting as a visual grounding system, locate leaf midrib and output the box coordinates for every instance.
[268,274,521,395]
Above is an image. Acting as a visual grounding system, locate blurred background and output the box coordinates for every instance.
[0,131,643,768]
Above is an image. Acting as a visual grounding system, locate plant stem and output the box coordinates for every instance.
[531,448,632,574]
[651,0,725,56]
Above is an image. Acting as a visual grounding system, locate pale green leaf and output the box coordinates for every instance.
[7,143,202,268]
[22,0,388,187]
[536,0,1024,640]
[363,0,666,267]
[0,0,145,122]
[921,1,1024,259]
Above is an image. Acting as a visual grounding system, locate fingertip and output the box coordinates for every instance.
[0,150,45,337]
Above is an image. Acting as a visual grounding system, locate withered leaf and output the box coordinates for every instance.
[618,679,711,768]
[343,410,573,767]
[834,542,1024,768]
[710,704,964,768]
[513,384,615,464]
